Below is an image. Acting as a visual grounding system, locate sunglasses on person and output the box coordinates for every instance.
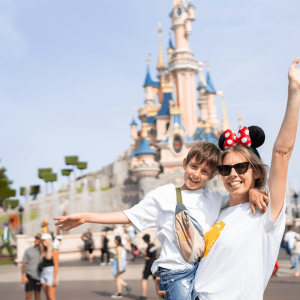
[217,162,250,176]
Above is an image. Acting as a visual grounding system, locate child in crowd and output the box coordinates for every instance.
[137,234,157,300]
[111,236,131,298]
[54,142,268,300]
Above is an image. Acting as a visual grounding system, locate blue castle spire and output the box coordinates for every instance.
[136,138,155,155]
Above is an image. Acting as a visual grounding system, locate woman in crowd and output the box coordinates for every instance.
[111,236,131,298]
[155,58,300,300]
[40,234,59,300]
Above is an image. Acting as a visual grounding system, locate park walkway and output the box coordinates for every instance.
[1,256,300,299]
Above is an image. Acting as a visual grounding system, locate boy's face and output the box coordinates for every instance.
[182,156,212,190]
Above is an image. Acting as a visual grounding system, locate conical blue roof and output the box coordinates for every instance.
[169,37,175,49]
[145,116,156,124]
[205,71,216,93]
[130,118,137,126]
[136,138,155,155]
[157,92,172,116]
[130,148,136,157]
[144,66,160,87]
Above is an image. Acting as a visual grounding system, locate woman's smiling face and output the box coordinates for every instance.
[221,151,258,196]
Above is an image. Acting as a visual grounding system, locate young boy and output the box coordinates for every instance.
[54,142,268,299]
[137,234,157,300]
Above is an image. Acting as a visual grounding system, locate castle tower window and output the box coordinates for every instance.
[166,122,170,132]
[173,135,183,153]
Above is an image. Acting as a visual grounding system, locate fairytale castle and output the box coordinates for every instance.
[81,0,236,202]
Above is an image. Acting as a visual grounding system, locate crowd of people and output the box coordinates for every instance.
[22,221,61,300]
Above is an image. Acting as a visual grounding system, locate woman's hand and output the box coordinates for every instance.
[54,214,86,231]
[249,189,269,215]
[53,278,57,286]
[288,57,300,90]
[155,277,166,300]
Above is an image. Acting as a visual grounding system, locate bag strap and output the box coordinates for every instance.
[176,188,183,205]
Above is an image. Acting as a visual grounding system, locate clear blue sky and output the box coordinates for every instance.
[1,0,300,202]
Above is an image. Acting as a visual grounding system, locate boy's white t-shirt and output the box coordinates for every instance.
[194,199,286,300]
[123,183,228,274]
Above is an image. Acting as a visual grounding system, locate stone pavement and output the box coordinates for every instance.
[1,256,300,300]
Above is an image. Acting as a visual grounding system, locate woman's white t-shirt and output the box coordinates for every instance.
[123,183,228,274]
[194,199,286,300]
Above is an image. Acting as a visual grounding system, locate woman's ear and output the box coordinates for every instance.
[183,158,187,170]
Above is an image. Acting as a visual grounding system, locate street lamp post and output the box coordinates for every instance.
[18,205,24,234]
[293,192,299,218]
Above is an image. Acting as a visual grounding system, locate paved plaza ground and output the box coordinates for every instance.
[1,250,300,300]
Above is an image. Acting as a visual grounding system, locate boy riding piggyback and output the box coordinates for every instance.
[54,142,268,300]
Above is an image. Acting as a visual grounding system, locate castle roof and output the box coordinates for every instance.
[136,138,156,155]
[193,126,218,145]
[145,116,156,124]
[169,37,175,49]
[144,66,160,87]
[205,71,216,93]
[130,118,137,126]
[157,92,172,116]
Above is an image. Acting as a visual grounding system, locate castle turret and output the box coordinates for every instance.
[131,138,160,198]
[169,0,198,133]
[197,61,208,122]
[205,61,219,129]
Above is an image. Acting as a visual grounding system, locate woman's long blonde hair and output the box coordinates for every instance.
[40,237,53,261]
[220,144,269,190]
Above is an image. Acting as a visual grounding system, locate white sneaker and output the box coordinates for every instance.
[111,292,123,298]
[100,262,106,266]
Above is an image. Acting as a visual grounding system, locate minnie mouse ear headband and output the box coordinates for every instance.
[218,126,265,159]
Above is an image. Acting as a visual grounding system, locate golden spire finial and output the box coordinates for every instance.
[132,107,136,118]
[146,54,151,65]
[238,111,243,128]
[221,91,231,132]
[205,122,211,134]
[156,23,166,71]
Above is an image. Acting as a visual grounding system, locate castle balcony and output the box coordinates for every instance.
[130,161,160,179]
[169,57,198,73]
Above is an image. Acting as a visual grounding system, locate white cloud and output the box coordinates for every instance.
[0,0,27,62]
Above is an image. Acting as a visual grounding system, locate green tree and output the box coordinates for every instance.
[76,162,88,176]
[0,164,18,210]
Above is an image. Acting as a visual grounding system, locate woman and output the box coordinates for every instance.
[293,236,300,277]
[111,236,131,298]
[155,58,300,300]
[40,234,59,300]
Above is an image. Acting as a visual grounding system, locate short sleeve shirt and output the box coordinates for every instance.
[123,183,228,274]
[22,247,41,281]
[194,199,286,300]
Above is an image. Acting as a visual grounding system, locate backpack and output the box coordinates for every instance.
[174,188,206,264]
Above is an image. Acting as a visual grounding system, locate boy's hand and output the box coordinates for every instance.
[54,214,86,231]
[249,189,269,215]
[288,57,300,91]
[155,277,166,300]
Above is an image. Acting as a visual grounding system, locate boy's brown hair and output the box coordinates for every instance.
[186,142,221,178]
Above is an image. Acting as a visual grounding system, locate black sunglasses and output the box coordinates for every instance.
[217,162,250,176]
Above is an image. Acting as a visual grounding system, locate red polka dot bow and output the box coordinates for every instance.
[223,126,252,149]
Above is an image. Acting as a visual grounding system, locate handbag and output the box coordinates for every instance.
[174,188,206,263]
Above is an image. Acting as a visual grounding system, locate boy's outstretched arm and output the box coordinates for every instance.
[54,212,130,231]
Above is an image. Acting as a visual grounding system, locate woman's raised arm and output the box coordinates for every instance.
[269,57,300,220]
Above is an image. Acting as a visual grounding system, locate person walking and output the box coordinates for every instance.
[284,226,298,268]
[293,236,300,276]
[100,230,110,265]
[40,234,59,300]
[22,233,42,300]
[111,236,131,298]
[81,228,94,262]
[137,234,157,300]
